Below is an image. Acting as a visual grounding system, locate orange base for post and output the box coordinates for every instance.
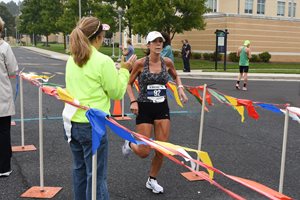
[12,145,37,152]
[113,115,132,121]
[181,171,209,181]
[21,186,62,199]
[111,100,132,121]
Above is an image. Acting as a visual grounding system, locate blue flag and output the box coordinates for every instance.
[256,103,282,114]
[86,109,107,154]
[86,108,137,155]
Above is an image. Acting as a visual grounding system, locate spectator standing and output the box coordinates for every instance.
[122,38,135,61]
[183,39,191,72]
[160,32,174,62]
[0,17,18,178]
[64,16,136,200]
[181,39,191,72]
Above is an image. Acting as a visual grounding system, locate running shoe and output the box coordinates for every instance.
[235,84,240,90]
[0,170,12,177]
[242,87,247,91]
[122,140,132,158]
[146,178,164,194]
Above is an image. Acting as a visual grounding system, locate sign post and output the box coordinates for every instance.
[215,29,229,71]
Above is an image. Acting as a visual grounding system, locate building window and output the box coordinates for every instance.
[206,0,217,12]
[245,0,253,14]
[288,1,296,17]
[257,0,265,14]
[137,34,142,43]
[277,1,285,16]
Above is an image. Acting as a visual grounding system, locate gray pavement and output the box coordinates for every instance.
[1,47,299,200]
[20,46,300,82]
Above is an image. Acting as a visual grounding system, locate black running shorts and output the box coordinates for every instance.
[239,65,249,73]
[136,100,170,125]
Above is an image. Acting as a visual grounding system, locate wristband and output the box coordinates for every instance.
[177,85,184,89]
[130,100,138,105]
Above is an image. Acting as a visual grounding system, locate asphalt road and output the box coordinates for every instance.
[0,47,299,200]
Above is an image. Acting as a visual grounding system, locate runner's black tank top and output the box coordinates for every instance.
[137,56,169,102]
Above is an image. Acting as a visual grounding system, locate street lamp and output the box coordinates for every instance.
[4,28,7,41]
[79,0,81,19]
[15,26,18,46]
[117,7,123,61]
[111,33,115,58]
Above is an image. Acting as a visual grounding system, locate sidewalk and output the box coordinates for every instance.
[21,46,300,81]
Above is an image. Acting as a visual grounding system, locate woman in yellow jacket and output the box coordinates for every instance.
[64,16,136,200]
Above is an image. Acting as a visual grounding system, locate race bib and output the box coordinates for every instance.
[147,84,166,103]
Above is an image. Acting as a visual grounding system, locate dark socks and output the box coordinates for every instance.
[149,176,156,180]
[244,83,247,87]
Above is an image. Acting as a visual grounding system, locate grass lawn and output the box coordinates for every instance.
[35,43,300,74]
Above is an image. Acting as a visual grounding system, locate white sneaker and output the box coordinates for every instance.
[146,178,164,194]
[242,87,247,91]
[122,140,132,158]
[0,170,12,177]
[235,84,240,90]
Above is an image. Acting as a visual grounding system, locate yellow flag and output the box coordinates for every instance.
[225,95,245,122]
[155,141,214,179]
[167,83,183,107]
[57,87,75,103]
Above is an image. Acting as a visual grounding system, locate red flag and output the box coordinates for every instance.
[238,99,259,120]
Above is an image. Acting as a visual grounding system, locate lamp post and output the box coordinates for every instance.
[111,33,115,58]
[117,7,123,61]
[4,28,7,41]
[79,0,81,19]
[15,26,18,46]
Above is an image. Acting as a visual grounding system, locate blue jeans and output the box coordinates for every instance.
[69,122,109,200]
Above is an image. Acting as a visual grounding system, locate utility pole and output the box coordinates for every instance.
[79,0,81,19]
[117,7,123,61]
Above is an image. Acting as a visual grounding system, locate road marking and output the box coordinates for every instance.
[42,72,52,75]
[19,63,63,66]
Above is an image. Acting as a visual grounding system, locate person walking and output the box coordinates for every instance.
[236,40,251,91]
[122,31,188,194]
[0,17,18,178]
[181,39,191,72]
[64,16,136,200]
[122,38,135,61]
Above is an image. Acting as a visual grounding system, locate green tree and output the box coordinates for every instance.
[128,0,207,40]
[91,2,118,36]
[56,0,77,49]
[0,5,16,38]
[57,0,118,49]
[19,0,43,45]
[39,0,63,46]
[104,0,133,38]
[0,1,20,16]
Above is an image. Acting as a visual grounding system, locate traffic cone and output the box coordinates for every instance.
[111,99,131,120]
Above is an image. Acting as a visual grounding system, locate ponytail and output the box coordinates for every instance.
[69,27,91,67]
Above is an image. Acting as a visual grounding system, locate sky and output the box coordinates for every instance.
[0,0,21,3]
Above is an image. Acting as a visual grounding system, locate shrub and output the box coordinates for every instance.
[250,54,260,62]
[229,52,239,62]
[203,53,210,60]
[259,52,271,62]
[211,52,222,61]
[173,50,180,58]
[192,52,201,59]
